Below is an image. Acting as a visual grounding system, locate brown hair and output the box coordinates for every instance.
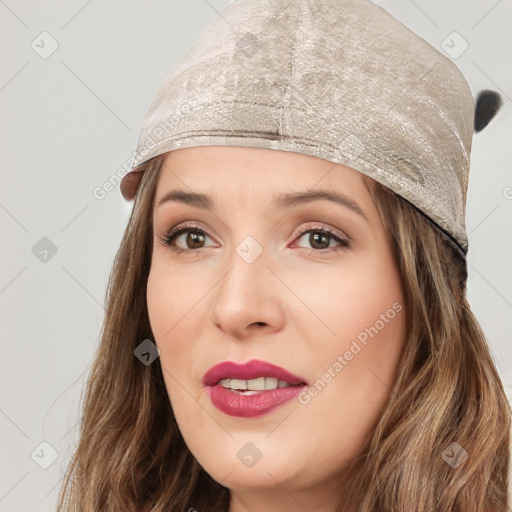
[57,155,511,512]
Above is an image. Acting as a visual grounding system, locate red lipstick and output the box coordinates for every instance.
[202,359,308,418]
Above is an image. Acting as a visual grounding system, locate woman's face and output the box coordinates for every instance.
[147,146,407,510]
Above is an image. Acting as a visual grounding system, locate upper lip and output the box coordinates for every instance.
[202,359,308,387]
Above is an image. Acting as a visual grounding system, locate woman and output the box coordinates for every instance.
[57,0,511,510]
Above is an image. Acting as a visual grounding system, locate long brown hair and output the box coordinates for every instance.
[57,154,511,512]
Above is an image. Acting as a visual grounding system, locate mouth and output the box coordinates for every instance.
[217,377,302,394]
[202,359,308,417]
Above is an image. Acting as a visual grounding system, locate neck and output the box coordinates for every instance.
[227,475,358,512]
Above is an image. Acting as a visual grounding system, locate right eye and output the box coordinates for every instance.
[159,223,217,253]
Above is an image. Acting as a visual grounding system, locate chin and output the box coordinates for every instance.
[190,436,302,489]
[210,460,296,491]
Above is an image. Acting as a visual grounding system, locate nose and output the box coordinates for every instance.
[209,238,286,340]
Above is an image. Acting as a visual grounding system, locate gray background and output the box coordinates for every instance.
[0,0,511,510]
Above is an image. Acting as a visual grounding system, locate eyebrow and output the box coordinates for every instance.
[156,189,370,223]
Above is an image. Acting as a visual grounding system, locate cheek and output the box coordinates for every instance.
[334,255,406,378]
[146,258,217,407]
[146,262,198,375]
[146,266,200,423]
[147,267,173,344]
[146,257,205,342]
[340,268,405,353]
[292,254,405,353]
[295,253,406,440]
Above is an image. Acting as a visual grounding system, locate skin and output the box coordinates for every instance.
[147,146,407,512]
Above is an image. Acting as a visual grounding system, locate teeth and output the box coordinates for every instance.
[231,379,247,390]
[247,377,266,390]
[218,377,292,391]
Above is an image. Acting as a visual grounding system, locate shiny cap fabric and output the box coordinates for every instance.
[120,0,475,258]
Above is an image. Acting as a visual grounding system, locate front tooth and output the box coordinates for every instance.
[219,377,289,391]
[265,377,278,390]
[230,379,247,390]
[247,377,265,390]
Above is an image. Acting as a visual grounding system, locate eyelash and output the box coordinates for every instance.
[158,222,350,254]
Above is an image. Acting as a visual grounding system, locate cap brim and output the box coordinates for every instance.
[120,164,148,201]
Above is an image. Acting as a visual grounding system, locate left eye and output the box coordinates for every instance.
[159,225,350,253]
[295,228,350,252]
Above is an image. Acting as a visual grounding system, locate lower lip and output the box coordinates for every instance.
[207,384,306,417]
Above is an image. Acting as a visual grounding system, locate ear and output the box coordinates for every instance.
[474,90,502,132]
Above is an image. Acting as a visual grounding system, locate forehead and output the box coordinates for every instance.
[152,147,380,234]
[155,146,369,200]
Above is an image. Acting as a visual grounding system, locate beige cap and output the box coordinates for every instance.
[121,0,475,257]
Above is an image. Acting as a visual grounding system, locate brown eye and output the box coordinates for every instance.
[182,230,206,249]
[160,226,215,252]
[308,232,330,250]
[295,227,350,253]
